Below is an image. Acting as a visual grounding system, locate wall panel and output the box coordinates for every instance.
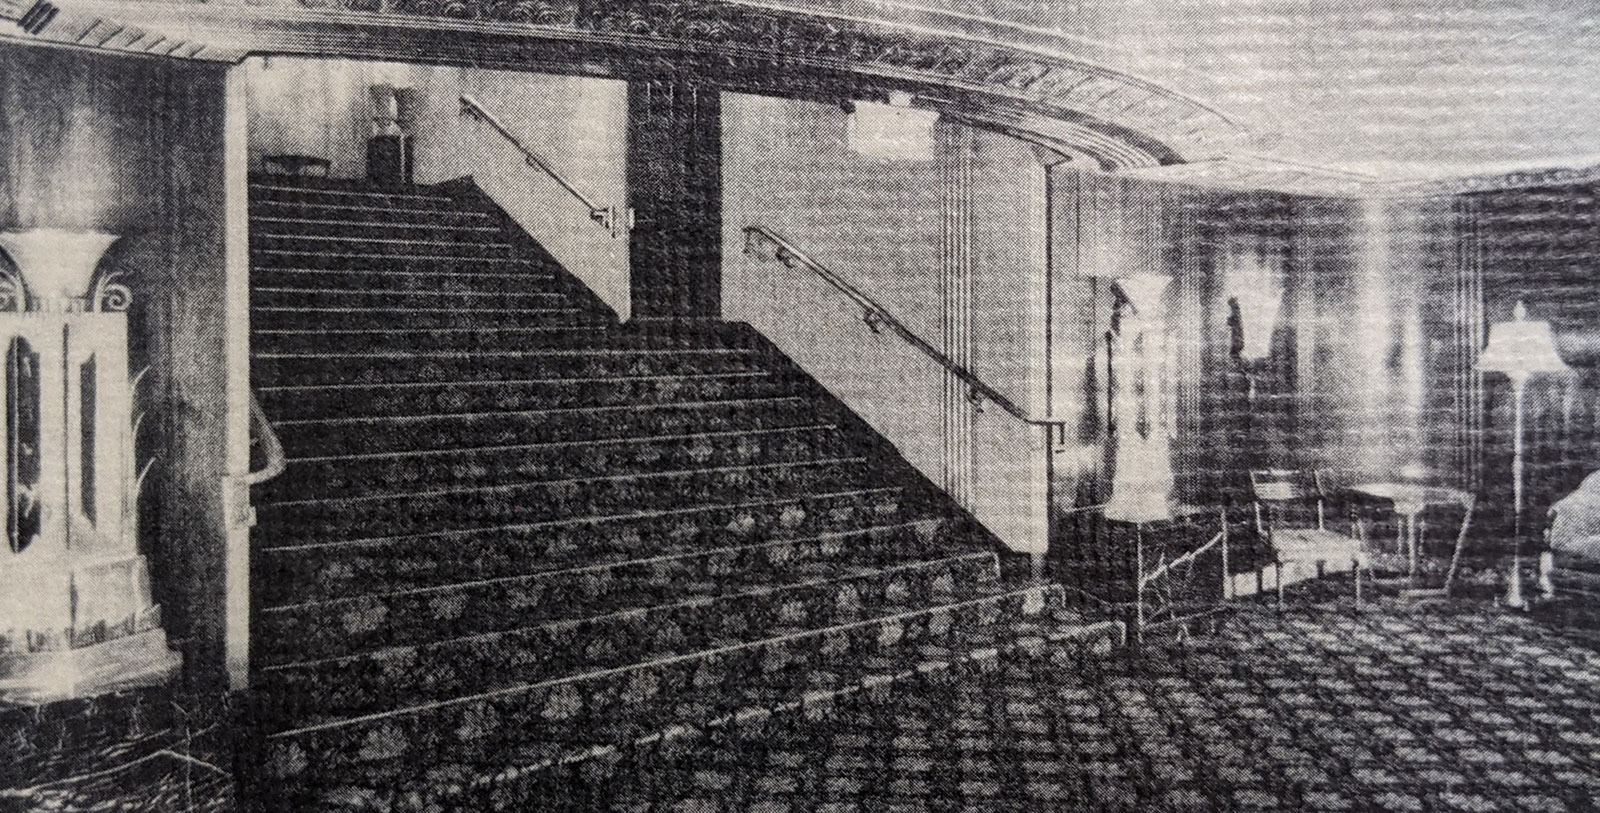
[723,93,1048,553]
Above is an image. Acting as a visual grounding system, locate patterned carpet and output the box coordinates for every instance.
[8,586,1600,811]
[591,591,1600,813]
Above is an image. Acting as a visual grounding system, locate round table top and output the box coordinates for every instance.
[1349,482,1472,510]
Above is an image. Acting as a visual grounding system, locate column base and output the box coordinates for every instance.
[0,628,182,705]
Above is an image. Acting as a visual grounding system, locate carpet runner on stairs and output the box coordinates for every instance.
[246,176,1114,811]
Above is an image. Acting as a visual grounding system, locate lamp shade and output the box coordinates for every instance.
[1478,300,1569,375]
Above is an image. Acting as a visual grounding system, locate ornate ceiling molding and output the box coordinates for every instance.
[27,0,1252,170]
[9,0,1591,197]
[1127,155,1600,200]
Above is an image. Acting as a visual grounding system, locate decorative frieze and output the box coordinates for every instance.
[67,0,1247,169]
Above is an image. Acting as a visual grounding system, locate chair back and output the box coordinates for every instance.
[1250,469,1325,532]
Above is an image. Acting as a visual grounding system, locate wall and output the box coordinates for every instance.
[722,93,1050,554]
[0,42,232,689]
[1045,175,1480,514]
[243,57,631,319]
[1466,183,1600,530]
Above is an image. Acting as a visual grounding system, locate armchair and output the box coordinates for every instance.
[1250,469,1368,605]
[1544,470,1600,602]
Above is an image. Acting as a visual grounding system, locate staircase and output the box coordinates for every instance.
[245,176,1117,811]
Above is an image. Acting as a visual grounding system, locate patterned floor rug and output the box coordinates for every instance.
[8,589,1600,812]
[606,593,1600,813]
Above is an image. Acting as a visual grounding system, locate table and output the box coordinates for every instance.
[1348,482,1475,595]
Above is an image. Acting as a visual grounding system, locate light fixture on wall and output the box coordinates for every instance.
[1477,299,1569,609]
[0,229,180,702]
[1224,240,1285,401]
[368,83,414,186]
[846,90,938,161]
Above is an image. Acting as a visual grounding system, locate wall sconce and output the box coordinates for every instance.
[1230,286,1283,363]
[0,229,179,702]
[1225,240,1285,364]
[1223,240,1285,408]
[370,83,402,136]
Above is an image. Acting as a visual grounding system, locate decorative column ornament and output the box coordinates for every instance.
[1104,273,1176,522]
[0,229,179,703]
[1477,299,1569,610]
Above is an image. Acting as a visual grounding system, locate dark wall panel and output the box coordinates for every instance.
[629,80,722,320]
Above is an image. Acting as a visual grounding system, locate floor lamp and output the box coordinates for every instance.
[1477,300,1568,609]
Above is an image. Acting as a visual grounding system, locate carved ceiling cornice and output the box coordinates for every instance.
[1126,155,1600,201]
[9,0,1254,171]
[2,0,1593,198]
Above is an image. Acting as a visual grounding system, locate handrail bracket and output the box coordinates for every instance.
[743,225,1067,427]
[461,94,623,237]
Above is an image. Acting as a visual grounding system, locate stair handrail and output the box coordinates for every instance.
[743,225,1067,426]
[459,93,623,236]
[245,391,287,486]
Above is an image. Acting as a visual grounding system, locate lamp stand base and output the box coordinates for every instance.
[1538,550,1556,599]
[1505,552,1528,610]
[0,628,181,705]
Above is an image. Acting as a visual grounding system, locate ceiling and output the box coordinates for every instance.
[7,0,1599,190]
[932,0,1600,181]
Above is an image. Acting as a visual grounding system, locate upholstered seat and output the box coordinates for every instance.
[1550,470,1600,563]
[1545,471,1600,602]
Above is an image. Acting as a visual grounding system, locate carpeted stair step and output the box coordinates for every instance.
[251,198,495,230]
[252,325,615,353]
[255,553,1001,727]
[251,249,549,276]
[255,521,958,666]
[256,369,799,421]
[249,180,463,211]
[258,423,849,503]
[250,213,503,241]
[256,585,1087,812]
[253,486,913,607]
[250,266,566,299]
[263,395,827,458]
[586,612,1121,813]
[254,325,759,355]
[254,456,875,541]
[260,328,763,354]
[252,231,517,260]
[252,284,568,312]
[253,347,765,388]
[251,305,592,332]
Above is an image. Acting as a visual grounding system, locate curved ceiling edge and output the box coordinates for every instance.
[48,0,1252,169]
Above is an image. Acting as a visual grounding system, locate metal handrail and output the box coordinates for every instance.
[742,226,1067,426]
[245,392,287,486]
[459,94,623,236]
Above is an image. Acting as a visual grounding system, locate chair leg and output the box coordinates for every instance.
[1353,557,1362,607]
[1276,562,1285,608]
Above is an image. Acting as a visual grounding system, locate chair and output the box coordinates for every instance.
[1544,470,1600,602]
[1250,469,1368,605]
